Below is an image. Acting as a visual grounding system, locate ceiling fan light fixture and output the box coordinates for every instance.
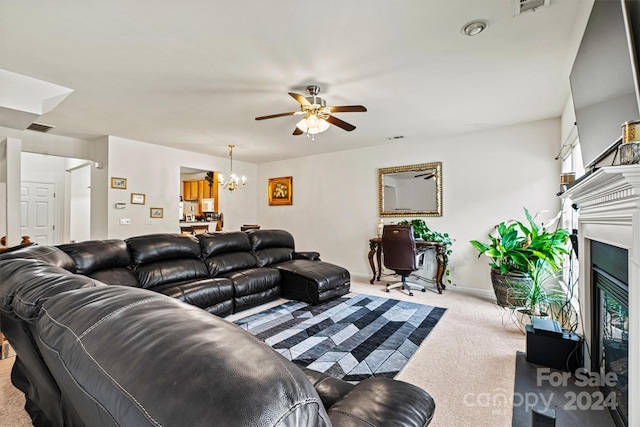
[296,115,330,135]
[462,20,488,36]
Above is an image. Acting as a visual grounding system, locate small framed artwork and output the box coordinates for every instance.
[131,193,146,205]
[268,176,293,206]
[150,207,164,218]
[111,177,127,189]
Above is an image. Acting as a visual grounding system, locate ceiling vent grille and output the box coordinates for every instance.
[516,0,549,15]
[26,122,55,133]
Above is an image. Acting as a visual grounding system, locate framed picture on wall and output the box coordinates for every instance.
[131,193,146,205]
[268,176,293,206]
[150,207,164,218]
[111,177,127,189]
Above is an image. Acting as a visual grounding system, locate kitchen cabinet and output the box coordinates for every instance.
[183,181,192,201]
[201,179,217,199]
[183,180,200,201]
[190,181,199,199]
[182,174,219,210]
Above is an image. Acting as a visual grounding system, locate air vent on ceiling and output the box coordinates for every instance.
[26,122,55,133]
[515,0,549,15]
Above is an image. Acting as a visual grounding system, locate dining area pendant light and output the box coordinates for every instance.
[219,144,246,191]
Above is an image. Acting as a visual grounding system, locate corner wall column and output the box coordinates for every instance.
[1,137,22,246]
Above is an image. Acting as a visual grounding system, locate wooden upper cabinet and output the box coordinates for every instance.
[197,180,205,200]
[183,180,200,201]
[190,181,199,199]
[202,180,214,199]
[183,181,192,201]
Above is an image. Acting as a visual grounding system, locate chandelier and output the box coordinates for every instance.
[219,144,246,191]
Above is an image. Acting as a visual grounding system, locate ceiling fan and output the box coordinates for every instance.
[255,85,367,138]
[415,172,435,180]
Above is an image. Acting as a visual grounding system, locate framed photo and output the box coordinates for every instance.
[111,177,127,189]
[131,193,146,205]
[150,207,164,218]
[268,176,293,206]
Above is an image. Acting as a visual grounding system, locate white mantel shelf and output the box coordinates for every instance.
[562,165,640,209]
[561,164,639,427]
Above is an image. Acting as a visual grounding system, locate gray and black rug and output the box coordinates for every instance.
[234,293,446,382]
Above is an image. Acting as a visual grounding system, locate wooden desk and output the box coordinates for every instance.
[368,237,447,293]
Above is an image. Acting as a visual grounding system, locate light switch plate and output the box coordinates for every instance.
[120,218,131,225]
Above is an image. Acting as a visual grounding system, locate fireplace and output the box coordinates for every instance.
[591,241,629,426]
[561,165,639,427]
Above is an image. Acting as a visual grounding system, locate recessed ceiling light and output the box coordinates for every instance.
[462,20,488,36]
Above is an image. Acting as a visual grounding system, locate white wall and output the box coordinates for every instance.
[257,119,563,294]
[106,136,257,238]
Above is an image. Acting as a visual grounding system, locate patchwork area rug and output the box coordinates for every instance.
[234,293,446,382]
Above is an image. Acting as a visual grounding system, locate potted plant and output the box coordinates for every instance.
[470,208,570,307]
[398,219,454,282]
[509,260,568,332]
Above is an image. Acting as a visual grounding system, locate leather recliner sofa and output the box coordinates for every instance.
[0,256,437,426]
[2,229,351,317]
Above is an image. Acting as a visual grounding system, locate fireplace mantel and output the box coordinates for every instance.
[561,164,639,426]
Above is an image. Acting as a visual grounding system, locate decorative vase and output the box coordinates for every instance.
[490,269,531,307]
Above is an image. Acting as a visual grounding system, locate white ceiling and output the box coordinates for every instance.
[0,0,593,164]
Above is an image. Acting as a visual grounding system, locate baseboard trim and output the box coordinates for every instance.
[351,272,496,301]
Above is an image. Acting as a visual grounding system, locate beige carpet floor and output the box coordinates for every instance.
[0,275,526,427]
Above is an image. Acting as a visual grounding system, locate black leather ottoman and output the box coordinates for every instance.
[275,259,350,305]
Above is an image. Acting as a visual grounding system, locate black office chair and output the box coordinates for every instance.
[381,224,426,296]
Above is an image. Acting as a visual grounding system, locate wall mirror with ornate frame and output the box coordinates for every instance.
[378,162,442,217]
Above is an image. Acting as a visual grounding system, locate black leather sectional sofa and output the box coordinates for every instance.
[0,229,436,426]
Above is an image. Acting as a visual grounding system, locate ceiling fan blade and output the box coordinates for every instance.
[289,92,312,107]
[255,112,298,121]
[293,127,304,135]
[329,105,367,113]
[326,115,356,131]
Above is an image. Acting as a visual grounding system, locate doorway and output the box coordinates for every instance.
[20,181,55,245]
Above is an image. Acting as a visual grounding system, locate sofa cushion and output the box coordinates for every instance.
[152,277,234,317]
[198,232,257,276]
[36,286,331,427]
[57,239,139,287]
[247,229,295,267]
[224,267,281,312]
[126,234,209,289]
[0,245,76,272]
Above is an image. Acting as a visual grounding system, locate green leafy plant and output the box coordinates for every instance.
[510,260,567,317]
[398,219,454,258]
[398,219,454,284]
[204,171,215,188]
[469,207,570,276]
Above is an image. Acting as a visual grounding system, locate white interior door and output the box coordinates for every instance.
[21,181,56,245]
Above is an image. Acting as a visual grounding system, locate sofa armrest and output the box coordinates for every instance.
[300,367,355,409]
[293,251,321,261]
[327,377,435,427]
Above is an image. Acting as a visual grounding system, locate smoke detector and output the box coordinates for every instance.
[515,0,550,15]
